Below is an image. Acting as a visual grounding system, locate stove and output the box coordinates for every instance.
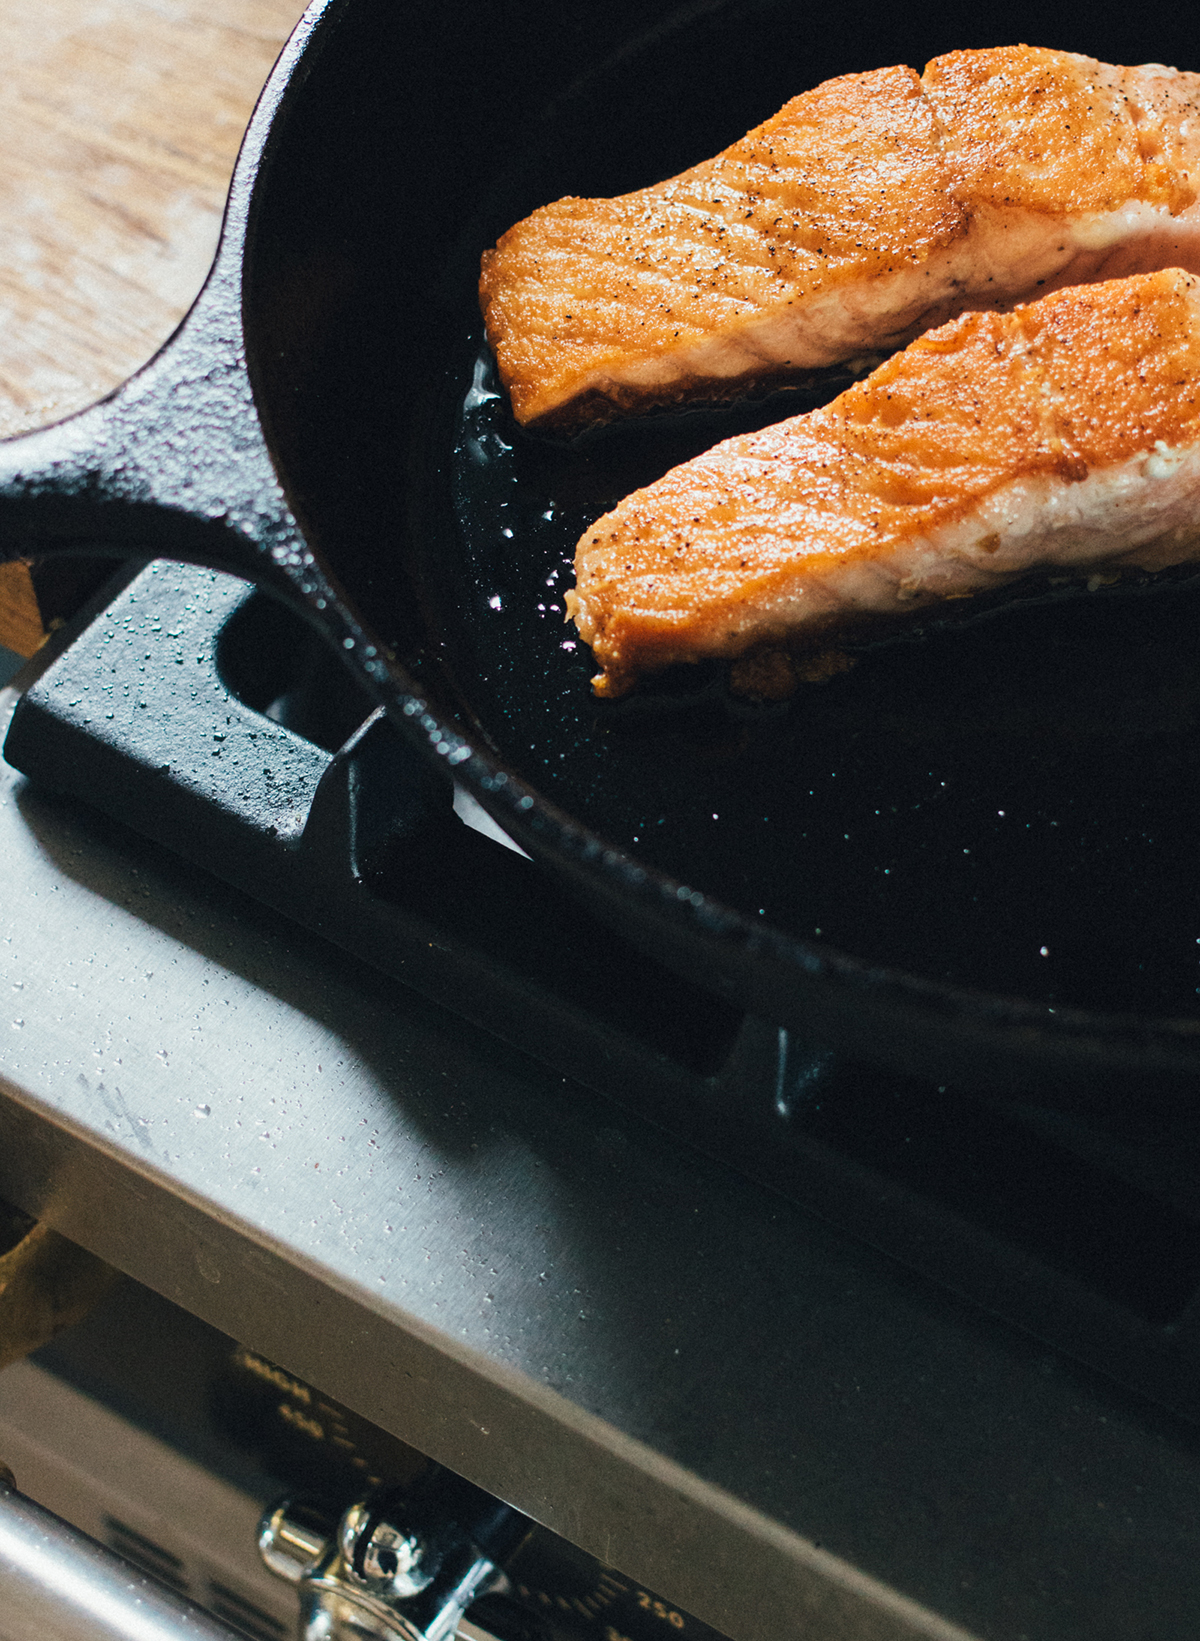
[2,562,1200,1641]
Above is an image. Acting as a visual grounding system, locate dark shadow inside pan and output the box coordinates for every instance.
[243,0,1200,1030]
[437,344,1200,1019]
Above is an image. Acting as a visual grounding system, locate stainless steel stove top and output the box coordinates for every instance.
[3,616,1200,1641]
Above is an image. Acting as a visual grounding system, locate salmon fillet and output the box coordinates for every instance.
[479,46,1200,431]
[565,268,1200,697]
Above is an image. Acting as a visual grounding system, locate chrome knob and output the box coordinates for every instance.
[260,1489,515,1641]
[258,1500,333,1585]
[343,1505,432,1601]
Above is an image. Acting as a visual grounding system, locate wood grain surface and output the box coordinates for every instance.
[0,0,307,655]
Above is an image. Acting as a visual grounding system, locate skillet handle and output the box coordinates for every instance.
[0,312,317,605]
[0,296,407,771]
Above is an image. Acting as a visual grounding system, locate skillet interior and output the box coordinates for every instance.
[242,0,1200,1077]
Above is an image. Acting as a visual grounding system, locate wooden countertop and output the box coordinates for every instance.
[0,0,307,656]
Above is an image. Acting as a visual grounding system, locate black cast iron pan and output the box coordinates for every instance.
[3,0,1200,1110]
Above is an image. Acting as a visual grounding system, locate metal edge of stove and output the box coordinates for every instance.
[0,609,986,1641]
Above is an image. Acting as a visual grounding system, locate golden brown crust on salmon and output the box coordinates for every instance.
[566,269,1200,696]
[921,46,1193,216]
[480,47,1200,432]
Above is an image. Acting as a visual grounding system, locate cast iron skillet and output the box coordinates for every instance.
[3,0,1200,1109]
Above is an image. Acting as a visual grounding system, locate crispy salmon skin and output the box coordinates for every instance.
[479,46,1200,432]
[565,269,1200,697]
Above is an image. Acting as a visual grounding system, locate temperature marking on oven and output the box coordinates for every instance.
[636,1592,686,1629]
[516,1574,624,1616]
[236,1348,314,1404]
[278,1401,324,1442]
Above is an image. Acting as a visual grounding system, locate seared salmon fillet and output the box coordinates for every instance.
[479,46,1200,431]
[566,269,1200,696]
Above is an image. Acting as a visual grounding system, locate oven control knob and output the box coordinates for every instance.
[259,1500,334,1584]
[260,1492,509,1641]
